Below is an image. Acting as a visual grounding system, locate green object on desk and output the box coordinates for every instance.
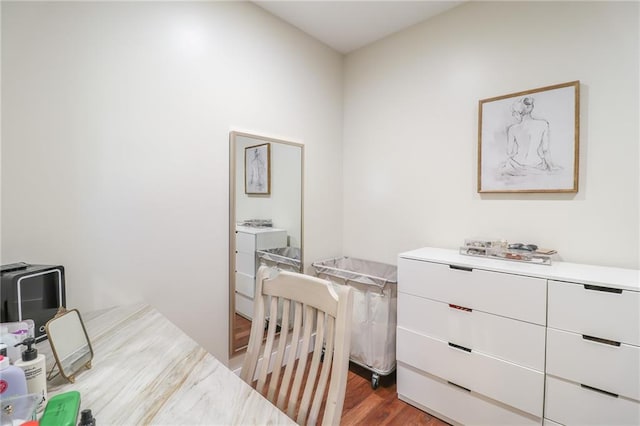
[39,391,81,426]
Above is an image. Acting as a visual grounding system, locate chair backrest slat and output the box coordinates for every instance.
[267,298,290,401]
[256,295,280,393]
[287,304,315,418]
[240,277,267,384]
[242,267,353,426]
[297,309,325,424]
[277,299,303,410]
[309,315,335,425]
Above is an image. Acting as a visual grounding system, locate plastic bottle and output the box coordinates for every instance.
[78,409,96,426]
[0,354,28,398]
[14,337,47,413]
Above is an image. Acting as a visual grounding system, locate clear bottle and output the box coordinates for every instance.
[14,337,47,413]
[0,353,28,398]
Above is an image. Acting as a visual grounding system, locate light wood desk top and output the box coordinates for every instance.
[41,304,294,425]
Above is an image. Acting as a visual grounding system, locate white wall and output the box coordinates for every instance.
[343,1,639,269]
[1,2,344,362]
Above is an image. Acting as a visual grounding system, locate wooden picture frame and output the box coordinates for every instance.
[478,81,580,193]
[245,143,270,195]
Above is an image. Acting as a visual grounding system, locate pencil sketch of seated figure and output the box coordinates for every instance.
[501,96,562,176]
[247,146,267,192]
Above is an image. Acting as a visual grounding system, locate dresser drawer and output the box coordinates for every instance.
[545,375,640,426]
[236,231,256,254]
[546,328,640,401]
[235,272,255,298]
[398,258,546,325]
[255,230,288,250]
[398,293,545,371]
[236,251,255,276]
[548,280,640,346]
[397,364,541,425]
[235,292,253,319]
[397,327,544,417]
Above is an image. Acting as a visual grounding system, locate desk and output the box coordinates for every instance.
[42,304,294,425]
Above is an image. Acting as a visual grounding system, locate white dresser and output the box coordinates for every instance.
[235,225,287,319]
[397,247,640,426]
[545,278,640,426]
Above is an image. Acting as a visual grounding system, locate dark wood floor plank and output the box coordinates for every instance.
[341,363,450,426]
[340,393,386,424]
[342,375,372,410]
[357,395,405,424]
[380,401,438,426]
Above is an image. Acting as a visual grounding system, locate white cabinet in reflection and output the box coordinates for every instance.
[235,225,287,319]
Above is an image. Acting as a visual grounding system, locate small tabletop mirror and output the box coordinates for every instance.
[45,308,93,383]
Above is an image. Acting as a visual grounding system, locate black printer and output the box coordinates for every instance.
[1,263,66,341]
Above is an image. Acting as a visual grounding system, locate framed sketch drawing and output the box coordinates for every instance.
[478,81,579,193]
[245,143,270,195]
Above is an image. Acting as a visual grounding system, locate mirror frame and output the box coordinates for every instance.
[229,131,304,358]
[45,308,93,384]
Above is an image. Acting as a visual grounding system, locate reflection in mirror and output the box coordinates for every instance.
[229,131,303,357]
[45,308,93,383]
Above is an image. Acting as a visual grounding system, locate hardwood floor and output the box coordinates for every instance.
[234,313,276,351]
[342,363,449,425]
[234,313,252,349]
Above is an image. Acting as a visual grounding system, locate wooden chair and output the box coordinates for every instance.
[241,266,354,426]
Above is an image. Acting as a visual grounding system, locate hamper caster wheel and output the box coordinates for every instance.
[371,373,380,390]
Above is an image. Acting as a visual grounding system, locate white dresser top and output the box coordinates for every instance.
[399,247,640,292]
[236,225,286,234]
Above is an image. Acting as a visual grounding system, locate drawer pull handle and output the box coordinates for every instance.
[583,284,622,294]
[448,381,471,392]
[449,265,473,272]
[582,334,621,347]
[448,342,472,353]
[580,384,618,398]
[449,304,472,312]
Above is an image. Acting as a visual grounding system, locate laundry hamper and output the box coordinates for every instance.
[257,247,302,331]
[312,257,397,389]
[257,247,301,273]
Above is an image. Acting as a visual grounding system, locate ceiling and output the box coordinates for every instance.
[253,1,464,54]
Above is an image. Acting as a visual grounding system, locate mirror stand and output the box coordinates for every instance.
[45,308,94,384]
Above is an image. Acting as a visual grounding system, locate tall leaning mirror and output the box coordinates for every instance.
[229,131,304,357]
